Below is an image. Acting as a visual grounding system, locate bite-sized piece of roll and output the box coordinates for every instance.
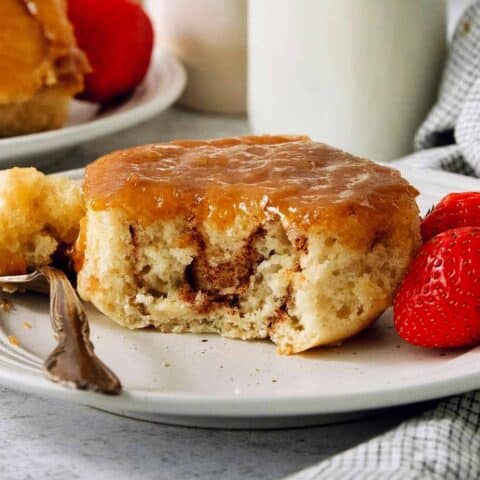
[77,135,421,354]
[0,167,84,275]
[0,0,90,137]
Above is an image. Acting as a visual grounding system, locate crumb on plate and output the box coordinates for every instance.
[0,298,12,312]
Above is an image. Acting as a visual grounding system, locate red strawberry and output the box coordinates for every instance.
[394,226,480,348]
[68,0,154,104]
[421,192,480,242]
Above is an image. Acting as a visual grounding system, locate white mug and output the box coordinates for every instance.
[248,0,447,161]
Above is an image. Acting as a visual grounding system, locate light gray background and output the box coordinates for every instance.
[0,1,474,479]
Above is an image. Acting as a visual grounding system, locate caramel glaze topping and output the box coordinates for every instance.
[84,136,419,243]
[0,0,90,103]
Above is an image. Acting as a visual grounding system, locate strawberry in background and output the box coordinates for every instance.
[68,0,154,105]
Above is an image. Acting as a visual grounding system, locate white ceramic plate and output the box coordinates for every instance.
[0,166,479,429]
[0,50,186,165]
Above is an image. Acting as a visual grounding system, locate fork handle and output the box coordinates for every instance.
[39,267,122,394]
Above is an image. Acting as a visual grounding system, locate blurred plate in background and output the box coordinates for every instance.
[0,50,186,167]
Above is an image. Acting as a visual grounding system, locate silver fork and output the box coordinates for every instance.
[0,267,121,395]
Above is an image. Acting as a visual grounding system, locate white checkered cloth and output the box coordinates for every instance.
[286,4,480,480]
[286,392,480,480]
[400,2,480,176]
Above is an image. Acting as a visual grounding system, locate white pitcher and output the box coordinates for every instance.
[248,0,447,161]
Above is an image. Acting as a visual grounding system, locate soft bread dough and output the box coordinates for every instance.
[77,136,421,354]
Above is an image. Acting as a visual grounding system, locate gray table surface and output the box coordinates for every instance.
[0,108,431,480]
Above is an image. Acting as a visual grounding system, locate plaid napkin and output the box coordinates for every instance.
[398,2,480,176]
[286,4,480,479]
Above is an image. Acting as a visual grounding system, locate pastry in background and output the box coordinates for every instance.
[0,168,84,275]
[77,135,421,354]
[0,0,90,137]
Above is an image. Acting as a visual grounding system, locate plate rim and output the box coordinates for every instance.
[2,164,480,419]
[1,350,480,417]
